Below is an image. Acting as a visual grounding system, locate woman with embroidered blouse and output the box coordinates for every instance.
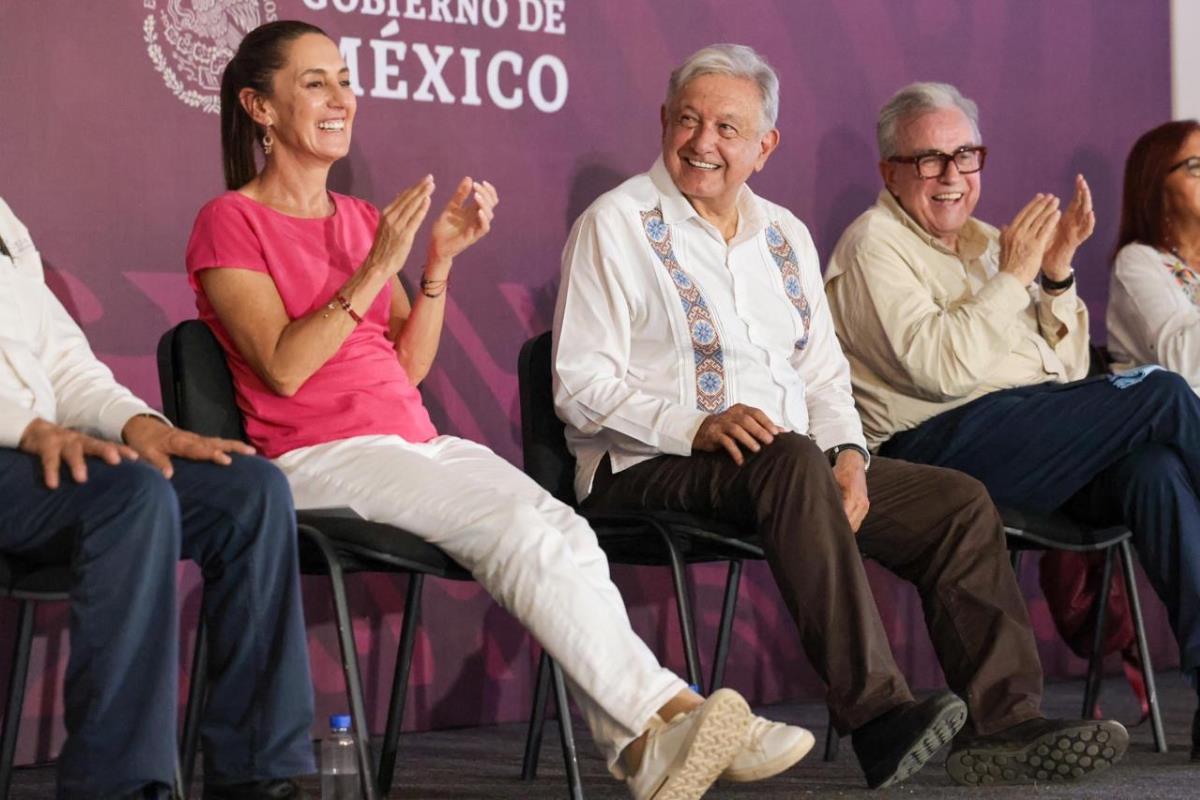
[184,20,812,800]
[1108,120,1200,390]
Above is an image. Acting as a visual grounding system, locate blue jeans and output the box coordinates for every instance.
[0,451,315,799]
[881,370,1200,674]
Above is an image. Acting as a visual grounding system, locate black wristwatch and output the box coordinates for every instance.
[826,443,870,469]
[1041,269,1075,292]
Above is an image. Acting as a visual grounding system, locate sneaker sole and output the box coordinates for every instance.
[874,699,968,789]
[654,688,752,800]
[946,720,1129,786]
[722,728,816,782]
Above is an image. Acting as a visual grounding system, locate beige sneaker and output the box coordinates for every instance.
[626,688,752,800]
[721,715,815,782]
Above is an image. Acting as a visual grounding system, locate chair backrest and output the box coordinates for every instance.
[517,332,577,505]
[156,320,247,441]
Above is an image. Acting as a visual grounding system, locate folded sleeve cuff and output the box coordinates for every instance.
[98,400,171,444]
[977,272,1032,315]
[0,408,40,449]
[659,408,709,456]
[1043,283,1081,320]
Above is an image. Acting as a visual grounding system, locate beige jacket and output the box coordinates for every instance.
[824,190,1090,449]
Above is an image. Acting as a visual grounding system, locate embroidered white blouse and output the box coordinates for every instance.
[553,158,866,501]
[1108,241,1200,390]
[0,197,165,448]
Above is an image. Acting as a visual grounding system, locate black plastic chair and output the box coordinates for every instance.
[516,332,766,782]
[820,506,1169,762]
[158,320,582,800]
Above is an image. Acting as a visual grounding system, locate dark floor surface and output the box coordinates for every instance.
[10,671,1199,798]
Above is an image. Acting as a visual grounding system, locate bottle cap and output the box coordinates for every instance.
[330,714,352,731]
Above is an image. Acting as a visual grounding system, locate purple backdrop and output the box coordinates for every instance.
[0,0,1176,765]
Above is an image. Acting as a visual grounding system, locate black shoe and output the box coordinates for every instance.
[946,717,1128,786]
[1191,706,1200,761]
[203,780,309,800]
[851,691,967,789]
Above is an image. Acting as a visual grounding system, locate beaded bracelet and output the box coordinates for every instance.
[332,292,363,323]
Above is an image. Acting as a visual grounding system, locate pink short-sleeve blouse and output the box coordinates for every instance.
[186,191,437,458]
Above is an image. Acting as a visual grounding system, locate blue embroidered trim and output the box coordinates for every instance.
[765,223,812,352]
[640,207,727,413]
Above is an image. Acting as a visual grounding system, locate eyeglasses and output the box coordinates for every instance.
[1169,156,1200,178]
[888,145,988,179]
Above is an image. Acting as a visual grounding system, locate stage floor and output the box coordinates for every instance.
[12,670,1200,798]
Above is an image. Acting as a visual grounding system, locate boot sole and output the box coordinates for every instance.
[946,720,1129,785]
[873,698,968,789]
[654,688,752,800]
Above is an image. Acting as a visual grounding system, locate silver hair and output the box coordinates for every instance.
[666,43,780,132]
[876,81,981,159]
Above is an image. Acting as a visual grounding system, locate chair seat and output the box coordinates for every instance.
[999,506,1131,551]
[0,555,71,600]
[297,509,472,581]
[580,508,764,565]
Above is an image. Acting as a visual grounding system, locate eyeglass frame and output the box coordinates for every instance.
[1168,156,1200,178]
[887,145,989,179]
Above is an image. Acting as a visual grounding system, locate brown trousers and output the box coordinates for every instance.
[583,432,1043,735]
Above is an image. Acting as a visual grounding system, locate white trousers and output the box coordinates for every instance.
[274,434,686,774]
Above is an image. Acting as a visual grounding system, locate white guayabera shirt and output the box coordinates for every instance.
[553,158,866,502]
[0,197,165,448]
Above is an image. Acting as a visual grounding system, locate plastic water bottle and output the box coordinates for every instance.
[320,714,361,800]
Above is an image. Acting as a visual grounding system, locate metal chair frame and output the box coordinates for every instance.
[0,563,69,800]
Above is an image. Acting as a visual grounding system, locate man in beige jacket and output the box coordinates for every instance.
[826,80,1200,763]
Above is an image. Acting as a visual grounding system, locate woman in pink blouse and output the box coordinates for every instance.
[186,20,812,799]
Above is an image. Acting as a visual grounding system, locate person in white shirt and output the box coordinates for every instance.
[1107,120,1200,759]
[1109,120,1200,390]
[554,44,1126,788]
[0,196,315,800]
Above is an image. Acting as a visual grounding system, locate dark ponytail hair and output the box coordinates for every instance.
[1116,119,1200,259]
[220,19,327,190]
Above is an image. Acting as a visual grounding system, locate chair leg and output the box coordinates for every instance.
[376,573,423,797]
[653,524,703,690]
[0,601,34,800]
[1082,549,1114,720]
[709,560,743,692]
[180,609,208,799]
[301,525,381,800]
[550,658,584,800]
[823,713,839,762]
[1118,541,1167,753]
[521,649,552,781]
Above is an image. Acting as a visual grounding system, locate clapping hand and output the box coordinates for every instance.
[366,176,436,278]
[1043,174,1095,280]
[999,193,1061,286]
[428,177,498,265]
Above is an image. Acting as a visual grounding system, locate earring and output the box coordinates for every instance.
[262,125,274,156]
